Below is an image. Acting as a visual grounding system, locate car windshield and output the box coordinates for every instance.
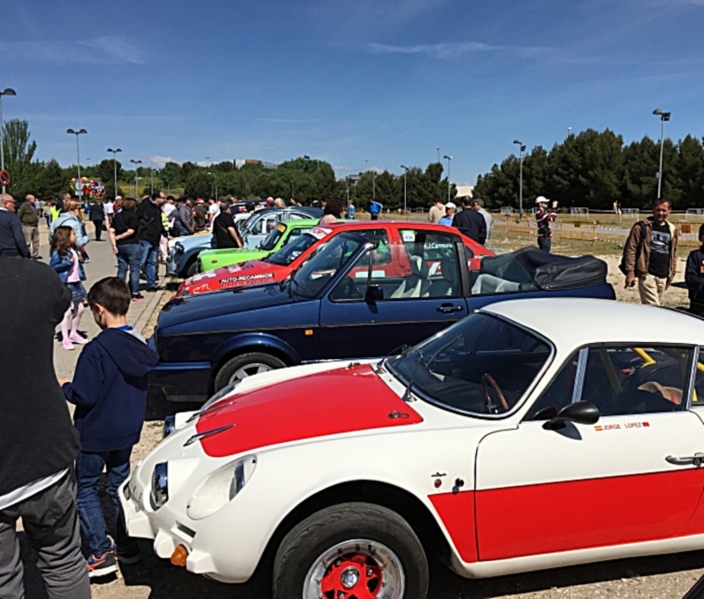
[387,313,551,416]
[260,223,287,251]
[290,232,367,299]
[266,231,323,266]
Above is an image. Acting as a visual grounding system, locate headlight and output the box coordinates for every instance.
[174,242,185,254]
[163,416,176,439]
[152,462,169,508]
[186,455,257,520]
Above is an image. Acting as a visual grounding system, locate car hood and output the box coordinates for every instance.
[194,364,423,458]
[177,233,212,250]
[160,282,304,329]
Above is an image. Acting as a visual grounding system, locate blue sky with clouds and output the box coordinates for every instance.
[2,0,703,184]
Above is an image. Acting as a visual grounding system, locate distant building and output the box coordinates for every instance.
[455,184,474,198]
[234,159,279,170]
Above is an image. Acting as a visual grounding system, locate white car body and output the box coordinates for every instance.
[122,298,704,591]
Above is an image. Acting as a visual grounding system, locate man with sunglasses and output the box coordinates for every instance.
[0,194,30,258]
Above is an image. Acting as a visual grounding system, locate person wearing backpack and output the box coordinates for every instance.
[621,198,678,306]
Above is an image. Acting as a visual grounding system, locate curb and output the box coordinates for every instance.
[136,288,166,335]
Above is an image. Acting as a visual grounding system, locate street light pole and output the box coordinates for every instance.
[130,159,142,197]
[107,148,122,198]
[513,140,526,217]
[653,108,671,199]
[0,88,17,194]
[400,165,409,216]
[436,147,440,163]
[66,128,87,183]
[442,155,452,204]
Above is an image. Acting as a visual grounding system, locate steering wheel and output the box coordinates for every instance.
[335,277,363,301]
[482,373,509,413]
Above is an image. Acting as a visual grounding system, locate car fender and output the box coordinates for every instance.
[211,332,301,369]
[177,246,207,275]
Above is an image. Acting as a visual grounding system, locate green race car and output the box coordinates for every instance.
[198,219,320,272]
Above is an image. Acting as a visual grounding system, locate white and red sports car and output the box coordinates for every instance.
[121,298,704,599]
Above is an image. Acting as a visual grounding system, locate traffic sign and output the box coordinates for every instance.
[75,180,84,191]
[0,170,10,186]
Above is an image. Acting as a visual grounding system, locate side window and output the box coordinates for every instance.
[399,229,461,298]
[328,231,392,302]
[529,345,693,420]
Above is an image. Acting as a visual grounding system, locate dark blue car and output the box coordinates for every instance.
[151,228,615,402]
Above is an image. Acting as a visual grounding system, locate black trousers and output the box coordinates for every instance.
[92,220,104,241]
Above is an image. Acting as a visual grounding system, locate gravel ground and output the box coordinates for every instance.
[22,256,704,599]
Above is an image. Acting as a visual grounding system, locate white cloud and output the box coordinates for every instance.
[334,165,352,172]
[149,156,181,168]
[0,35,146,64]
[365,41,548,60]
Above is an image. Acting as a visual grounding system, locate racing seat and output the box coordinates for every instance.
[471,273,521,295]
[391,255,431,298]
[428,257,459,297]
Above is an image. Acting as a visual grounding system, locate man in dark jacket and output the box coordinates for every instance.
[452,196,487,245]
[136,190,167,291]
[88,199,106,241]
[59,277,159,576]
[17,194,40,258]
[685,224,704,315]
[0,255,90,598]
[0,194,30,258]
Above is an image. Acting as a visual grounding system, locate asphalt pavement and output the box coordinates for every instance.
[32,223,167,379]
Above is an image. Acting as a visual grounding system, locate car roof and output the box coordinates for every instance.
[482,298,704,347]
[282,219,321,228]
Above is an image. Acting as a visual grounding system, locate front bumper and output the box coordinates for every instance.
[149,362,211,403]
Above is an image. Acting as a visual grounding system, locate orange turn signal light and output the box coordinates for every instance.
[304,329,314,336]
[170,544,188,567]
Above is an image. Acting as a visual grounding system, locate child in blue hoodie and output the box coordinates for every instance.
[59,277,158,578]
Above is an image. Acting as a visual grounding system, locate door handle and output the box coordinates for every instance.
[437,304,464,314]
[665,453,704,467]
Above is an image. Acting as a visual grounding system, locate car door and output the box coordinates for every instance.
[317,227,469,359]
[474,343,704,562]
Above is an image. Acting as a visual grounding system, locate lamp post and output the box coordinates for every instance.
[130,159,142,197]
[0,88,17,194]
[291,179,295,199]
[513,140,526,217]
[442,155,452,204]
[365,160,376,198]
[400,165,409,216]
[107,148,122,198]
[66,128,87,193]
[653,108,671,199]
[567,127,573,137]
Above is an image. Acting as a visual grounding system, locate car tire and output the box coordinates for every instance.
[184,259,198,278]
[213,352,286,392]
[272,502,428,599]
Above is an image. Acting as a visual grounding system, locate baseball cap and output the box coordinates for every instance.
[535,196,548,204]
[445,202,456,210]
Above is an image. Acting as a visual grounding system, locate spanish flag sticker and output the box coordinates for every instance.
[594,425,603,431]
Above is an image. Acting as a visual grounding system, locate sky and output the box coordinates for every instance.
[2,0,704,185]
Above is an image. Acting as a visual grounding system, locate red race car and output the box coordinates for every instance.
[175,221,493,298]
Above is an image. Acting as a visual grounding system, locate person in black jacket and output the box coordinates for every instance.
[452,196,487,245]
[88,199,106,241]
[0,255,90,598]
[59,277,158,576]
[0,194,30,257]
[685,224,704,315]
[135,190,167,291]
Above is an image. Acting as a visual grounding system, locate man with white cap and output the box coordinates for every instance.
[535,196,558,252]
[438,202,456,226]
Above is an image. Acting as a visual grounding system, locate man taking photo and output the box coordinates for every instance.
[621,198,678,306]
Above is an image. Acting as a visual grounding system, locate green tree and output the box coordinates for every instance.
[2,119,38,198]
[161,161,182,188]
[97,158,123,199]
[184,171,212,199]
[39,159,67,200]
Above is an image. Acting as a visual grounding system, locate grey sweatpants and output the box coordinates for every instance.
[0,470,90,599]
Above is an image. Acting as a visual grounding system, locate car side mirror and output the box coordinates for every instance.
[365,285,384,304]
[543,401,599,430]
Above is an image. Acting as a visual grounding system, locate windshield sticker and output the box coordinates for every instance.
[401,231,416,242]
[309,227,332,240]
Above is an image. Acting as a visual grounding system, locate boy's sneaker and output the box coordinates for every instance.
[87,551,118,578]
[116,542,142,565]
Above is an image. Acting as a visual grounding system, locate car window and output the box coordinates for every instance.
[291,233,368,299]
[260,223,287,251]
[387,313,551,415]
[329,229,461,302]
[528,344,694,420]
[470,253,537,295]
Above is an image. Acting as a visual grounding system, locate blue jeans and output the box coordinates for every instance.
[75,448,132,556]
[538,237,552,253]
[140,240,158,288]
[116,243,142,296]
